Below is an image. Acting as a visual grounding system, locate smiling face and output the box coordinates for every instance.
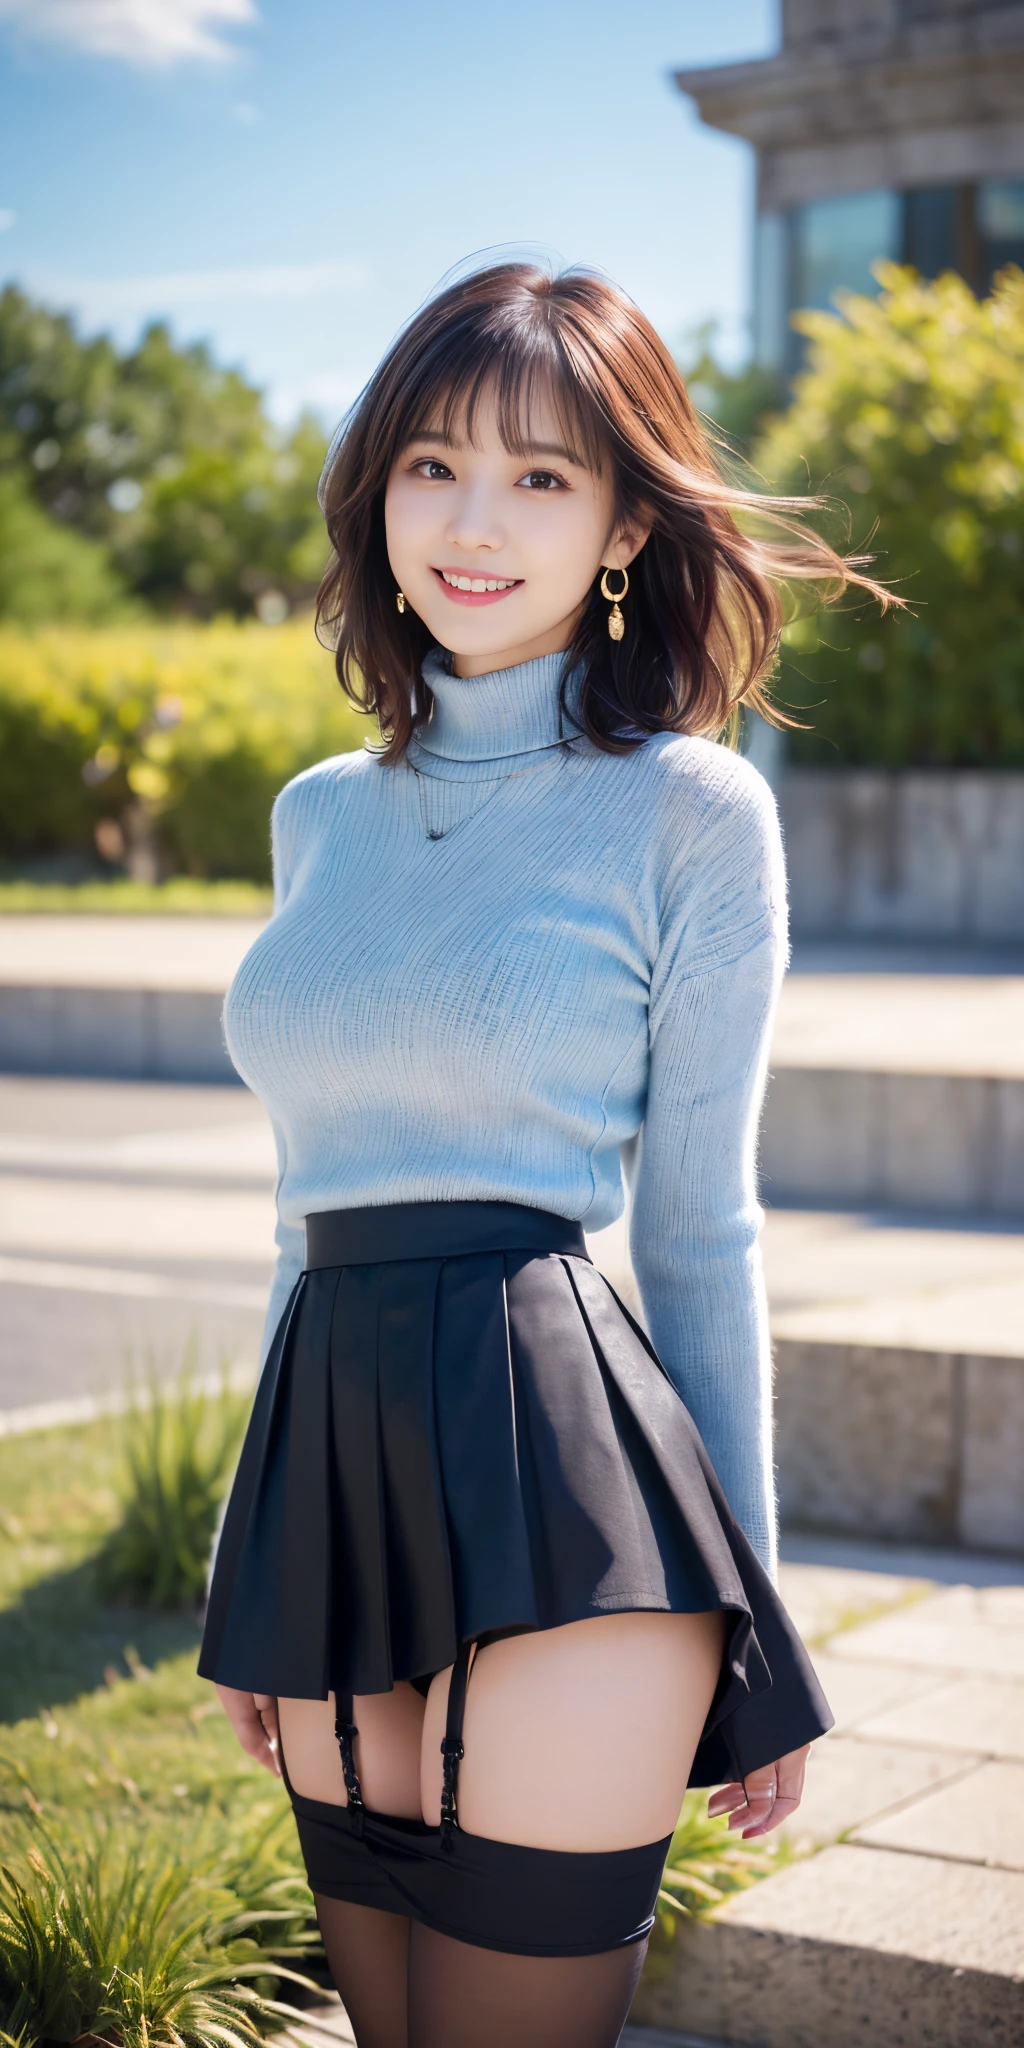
[384,383,648,678]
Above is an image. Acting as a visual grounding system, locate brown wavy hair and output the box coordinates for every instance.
[317,260,891,760]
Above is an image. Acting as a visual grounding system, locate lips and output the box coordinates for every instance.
[432,567,523,607]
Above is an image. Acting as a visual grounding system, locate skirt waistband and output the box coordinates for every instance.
[304,1199,590,1269]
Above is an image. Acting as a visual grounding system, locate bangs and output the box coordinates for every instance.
[390,308,611,474]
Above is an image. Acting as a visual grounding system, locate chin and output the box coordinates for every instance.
[422,618,528,659]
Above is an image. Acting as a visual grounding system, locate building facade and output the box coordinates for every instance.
[675,1,1024,367]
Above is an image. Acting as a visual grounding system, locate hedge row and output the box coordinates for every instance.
[0,617,369,882]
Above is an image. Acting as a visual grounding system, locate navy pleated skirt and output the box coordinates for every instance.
[199,1200,831,1787]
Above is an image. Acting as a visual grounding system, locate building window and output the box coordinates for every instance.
[754,190,901,369]
[903,186,958,279]
[753,178,1024,370]
[978,178,1024,287]
[792,190,903,315]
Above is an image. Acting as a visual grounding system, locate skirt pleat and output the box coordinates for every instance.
[200,1232,832,1784]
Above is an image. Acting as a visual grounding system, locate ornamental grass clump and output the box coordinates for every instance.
[650,1790,777,1955]
[0,1813,318,2046]
[98,1363,251,1610]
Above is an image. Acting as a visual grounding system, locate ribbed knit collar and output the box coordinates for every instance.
[411,647,580,777]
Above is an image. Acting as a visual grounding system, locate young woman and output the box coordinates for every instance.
[200,261,883,2048]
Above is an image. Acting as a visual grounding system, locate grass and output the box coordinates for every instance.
[655,1795,781,1940]
[0,1812,318,2046]
[98,1368,252,1610]
[0,1410,283,1816]
[0,879,273,914]
[0,1408,327,2040]
[0,1391,782,2036]
[0,1416,202,1724]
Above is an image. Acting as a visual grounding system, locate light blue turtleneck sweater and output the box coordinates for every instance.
[223,649,787,1576]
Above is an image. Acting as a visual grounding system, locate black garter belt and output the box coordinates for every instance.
[282,1634,672,1957]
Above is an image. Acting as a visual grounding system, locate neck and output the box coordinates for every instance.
[413,647,579,771]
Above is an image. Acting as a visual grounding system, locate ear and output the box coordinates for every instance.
[602,509,653,575]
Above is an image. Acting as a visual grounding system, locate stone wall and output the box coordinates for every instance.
[778,769,1024,940]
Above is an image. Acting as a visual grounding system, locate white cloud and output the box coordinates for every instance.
[26,258,372,325]
[0,0,257,65]
[0,210,15,232]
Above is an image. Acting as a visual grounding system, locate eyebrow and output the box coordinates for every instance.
[406,430,584,466]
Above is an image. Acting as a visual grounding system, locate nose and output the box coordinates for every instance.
[444,480,505,555]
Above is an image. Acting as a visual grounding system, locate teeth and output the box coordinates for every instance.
[440,570,517,591]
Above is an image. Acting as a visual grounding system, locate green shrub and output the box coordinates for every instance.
[99,1368,251,1611]
[0,1809,318,2045]
[0,616,369,878]
[757,263,1024,767]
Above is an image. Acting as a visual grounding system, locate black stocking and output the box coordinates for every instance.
[407,1923,648,2048]
[314,1894,410,2048]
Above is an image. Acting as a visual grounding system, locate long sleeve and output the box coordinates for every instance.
[252,783,307,1367]
[258,1121,306,1367]
[625,765,787,1580]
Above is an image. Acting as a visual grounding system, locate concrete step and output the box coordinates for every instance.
[0,914,255,1083]
[763,1206,1024,1551]
[591,1206,1024,1557]
[632,1842,1024,2047]
[765,954,1024,1214]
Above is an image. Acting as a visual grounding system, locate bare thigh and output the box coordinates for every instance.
[277,1682,426,1819]
[421,1610,725,1852]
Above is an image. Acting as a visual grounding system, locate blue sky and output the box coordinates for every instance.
[0,0,776,424]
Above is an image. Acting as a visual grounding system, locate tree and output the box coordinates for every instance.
[677,325,786,459]
[0,471,128,624]
[756,264,1024,767]
[0,287,330,620]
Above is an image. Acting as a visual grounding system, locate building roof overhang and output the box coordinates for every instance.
[673,9,1024,153]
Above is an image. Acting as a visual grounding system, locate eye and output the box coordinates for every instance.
[517,468,566,492]
[412,459,454,482]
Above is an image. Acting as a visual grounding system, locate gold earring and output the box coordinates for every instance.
[600,567,628,641]
[396,590,407,614]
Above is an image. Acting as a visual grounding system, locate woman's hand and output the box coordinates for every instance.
[707,1743,809,1839]
[215,1684,281,1776]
